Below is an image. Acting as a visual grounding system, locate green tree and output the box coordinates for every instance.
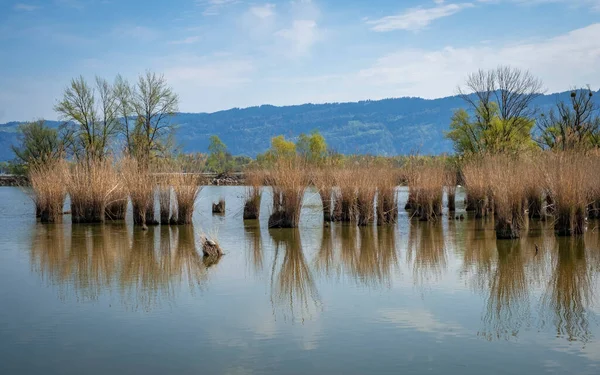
[11,120,65,171]
[447,66,543,156]
[296,131,327,164]
[270,135,296,159]
[55,75,119,161]
[206,135,231,174]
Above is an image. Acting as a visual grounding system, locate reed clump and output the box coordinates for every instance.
[29,160,68,223]
[105,182,128,220]
[212,198,226,214]
[67,159,119,223]
[485,155,526,239]
[462,159,492,218]
[268,160,308,228]
[445,166,457,212]
[522,155,544,219]
[243,169,264,220]
[332,168,357,223]
[355,168,377,226]
[410,163,444,221]
[313,167,336,222]
[544,152,588,236]
[377,168,399,225]
[171,172,202,225]
[120,157,155,227]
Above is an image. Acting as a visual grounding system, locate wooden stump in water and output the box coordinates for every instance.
[212,199,225,214]
[202,237,223,257]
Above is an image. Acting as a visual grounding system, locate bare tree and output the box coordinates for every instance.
[132,71,179,163]
[537,87,600,150]
[457,66,544,147]
[113,74,136,156]
[54,75,119,160]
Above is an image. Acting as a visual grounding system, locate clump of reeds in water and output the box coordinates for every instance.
[445,166,457,212]
[356,168,377,226]
[171,172,202,225]
[120,157,155,227]
[410,163,444,221]
[313,167,336,222]
[587,152,600,220]
[67,159,119,223]
[377,169,399,225]
[243,169,263,220]
[105,182,128,220]
[268,160,308,228]
[544,152,588,236]
[462,159,491,218]
[486,155,526,239]
[29,160,68,223]
[333,168,357,223]
[522,155,544,219]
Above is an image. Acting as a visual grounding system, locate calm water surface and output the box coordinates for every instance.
[1,186,600,374]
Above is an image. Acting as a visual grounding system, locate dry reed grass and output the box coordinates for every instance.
[68,159,119,223]
[332,168,357,223]
[410,163,444,221]
[377,168,399,225]
[243,169,264,220]
[120,157,155,226]
[28,160,68,223]
[171,172,202,225]
[544,152,588,236]
[462,158,492,218]
[312,167,336,222]
[268,160,308,228]
[485,154,526,239]
[355,168,377,226]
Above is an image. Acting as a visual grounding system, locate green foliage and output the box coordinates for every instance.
[256,135,297,165]
[11,120,65,172]
[296,131,327,164]
[206,135,232,174]
[446,103,537,155]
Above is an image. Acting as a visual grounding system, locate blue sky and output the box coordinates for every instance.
[1,0,599,121]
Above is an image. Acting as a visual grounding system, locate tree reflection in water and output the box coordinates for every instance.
[29,223,213,311]
[269,228,320,322]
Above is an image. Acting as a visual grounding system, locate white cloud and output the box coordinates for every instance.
[379,308,464,337]
[169,35,202,45]
[275,20,319,57]
[13,3,40,11]
[368,3,474,32]
[249,3,275,19]
[356,23,600,98]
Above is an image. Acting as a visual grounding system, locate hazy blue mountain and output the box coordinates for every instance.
[1,90,597,161]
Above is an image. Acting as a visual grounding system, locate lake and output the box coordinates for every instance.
[1,185,599,374]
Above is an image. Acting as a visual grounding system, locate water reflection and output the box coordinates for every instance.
[542,237,594,342]
[244,221,263,275]
[269,229,320,322]
[481,240,531,341]
[30,223,212,310]
[407,222,447,284]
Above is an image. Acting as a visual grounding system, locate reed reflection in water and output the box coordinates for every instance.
[407,221,447,285]
[30,223,214,310]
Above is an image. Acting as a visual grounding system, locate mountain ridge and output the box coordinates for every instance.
[1,90,598,161]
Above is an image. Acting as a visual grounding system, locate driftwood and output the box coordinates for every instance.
[212,199,225,214]
[202,237,223,257]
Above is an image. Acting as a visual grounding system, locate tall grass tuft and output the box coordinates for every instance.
[121,157,155,227]
[243,169,263,220]
[445,166,457,212]
[105,183,128,220]
[268,160,308,228]
[522,155,544,219]
[356,168,377,226]
[463,159,492,218]
[377,168,399,225]
[544,152,588,236]
[313,167,336,222]
[333,168,357,223]
[410,163,444,221]
[171,172,202,225]
[29,160,68,223]
[68,159,119,223]
[486,155,526,239]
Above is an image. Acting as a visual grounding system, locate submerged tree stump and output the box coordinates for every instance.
[202,237,223,257]
[212,199,225,214]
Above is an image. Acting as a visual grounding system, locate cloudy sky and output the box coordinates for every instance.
[1,0,599,121]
